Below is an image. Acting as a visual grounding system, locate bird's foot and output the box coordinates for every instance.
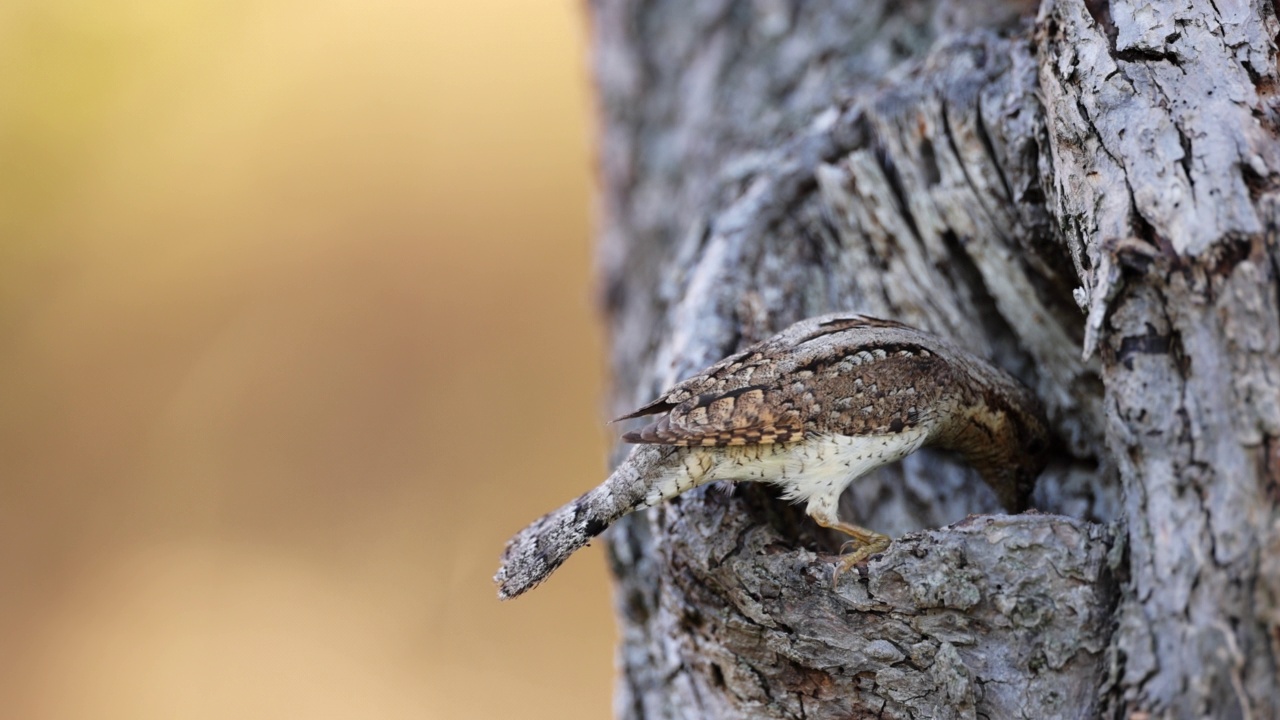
[808,511,892,587]
[831,532,890,587]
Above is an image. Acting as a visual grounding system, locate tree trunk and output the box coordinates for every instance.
[589,0,1280,717]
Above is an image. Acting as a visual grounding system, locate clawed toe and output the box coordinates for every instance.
[809,512,891,588]
[830,535,890,587]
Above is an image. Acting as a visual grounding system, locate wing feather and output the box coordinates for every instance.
[618,314,953,448]
[621,385,805,446]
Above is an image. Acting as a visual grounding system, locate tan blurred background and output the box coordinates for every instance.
[0,2,617,718]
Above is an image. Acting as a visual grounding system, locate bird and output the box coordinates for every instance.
[494,313,1049,600]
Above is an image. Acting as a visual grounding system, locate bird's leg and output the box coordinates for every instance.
[808,507,890,585]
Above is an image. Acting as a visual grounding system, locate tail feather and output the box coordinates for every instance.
[494,444,688,599]
[494,488,617,600]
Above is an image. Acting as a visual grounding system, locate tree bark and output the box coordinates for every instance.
[589,0,1280,717]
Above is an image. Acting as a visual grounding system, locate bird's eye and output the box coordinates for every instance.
[1028,438,1046,454]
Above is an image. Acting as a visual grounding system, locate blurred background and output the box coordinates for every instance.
[0,2,616,718]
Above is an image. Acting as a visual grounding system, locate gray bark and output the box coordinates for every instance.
[589,0,1280,717]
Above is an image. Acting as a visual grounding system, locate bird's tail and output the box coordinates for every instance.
[494,486,617,600]
[494,445,683,600]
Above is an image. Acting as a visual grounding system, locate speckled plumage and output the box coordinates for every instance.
[495,313,1049,599]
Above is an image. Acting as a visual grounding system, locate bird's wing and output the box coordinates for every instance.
[620,331,952,448]
[621,384,805,446]
[613,345,782,424]
[614,314,896,423]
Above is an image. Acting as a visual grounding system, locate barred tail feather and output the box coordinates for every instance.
[494,487,617,600]
[494,445,688,600]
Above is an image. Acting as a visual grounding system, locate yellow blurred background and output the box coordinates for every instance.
[0,2,616,718]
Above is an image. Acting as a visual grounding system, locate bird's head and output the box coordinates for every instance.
[976,381,1050,512]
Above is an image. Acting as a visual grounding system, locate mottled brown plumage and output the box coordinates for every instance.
[495,313,1050,599]
[617,318,947,447]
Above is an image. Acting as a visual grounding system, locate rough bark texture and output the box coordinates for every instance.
[588,0,1280,717]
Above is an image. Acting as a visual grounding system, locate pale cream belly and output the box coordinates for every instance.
[634,430,928,517]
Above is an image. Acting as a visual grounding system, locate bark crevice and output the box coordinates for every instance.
[590,0,1280,716]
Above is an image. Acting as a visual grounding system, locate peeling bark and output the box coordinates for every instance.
[587,0,1280,717]
[1039,0,1280,714]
